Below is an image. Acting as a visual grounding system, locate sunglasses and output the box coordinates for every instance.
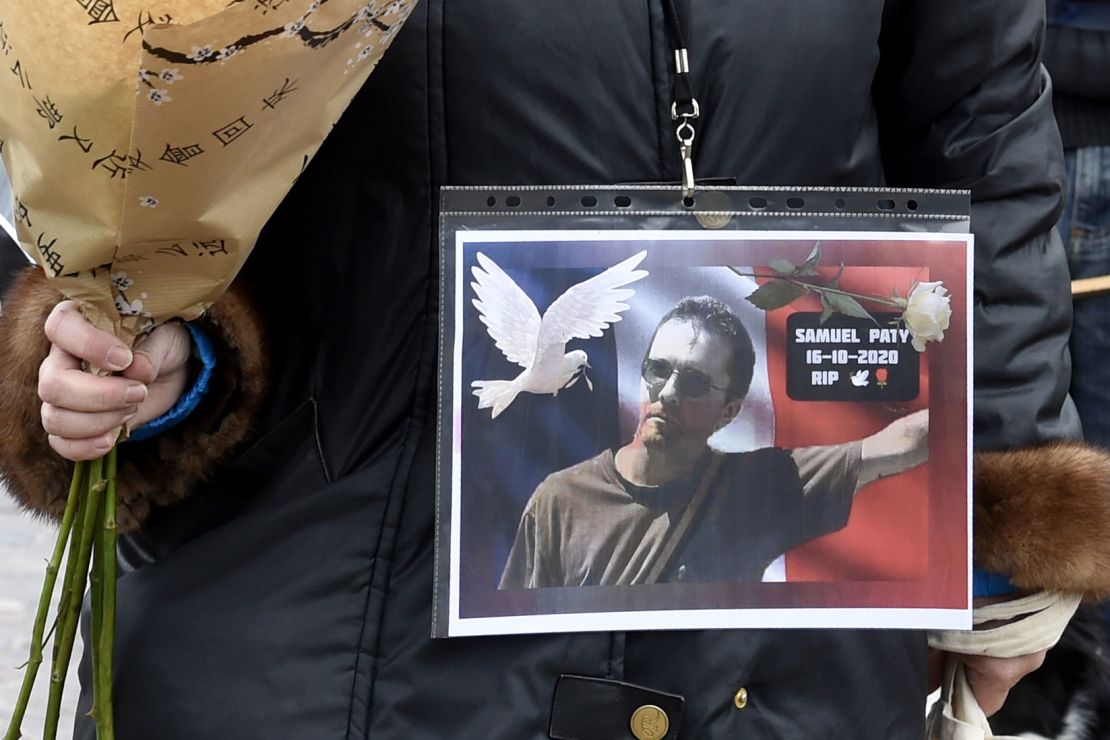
[641,357,728,399]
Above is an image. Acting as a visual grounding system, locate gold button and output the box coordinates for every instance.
[734,687,749,709]
[630,704,669,740]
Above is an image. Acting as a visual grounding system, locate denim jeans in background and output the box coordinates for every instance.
[1060,145,1110,446]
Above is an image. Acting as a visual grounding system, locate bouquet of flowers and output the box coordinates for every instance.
[0,0,415,737]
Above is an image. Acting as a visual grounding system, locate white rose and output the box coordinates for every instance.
[902,281,952,352]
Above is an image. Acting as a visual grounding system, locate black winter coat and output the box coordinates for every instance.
[16,0,1074,738]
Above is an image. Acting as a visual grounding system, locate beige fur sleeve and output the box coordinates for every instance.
[975,442,1110,599]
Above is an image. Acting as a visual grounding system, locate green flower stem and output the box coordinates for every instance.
[52,477,88,668]
[44,458,106,740]
[3,461,87,740]
[96,447,118,740]
[728,268,904,308]
[89,507,102,726]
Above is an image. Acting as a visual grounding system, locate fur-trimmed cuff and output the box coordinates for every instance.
[975,442,1110,599]
[0,267,268,532]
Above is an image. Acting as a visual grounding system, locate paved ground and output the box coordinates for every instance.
[1,494,79,740]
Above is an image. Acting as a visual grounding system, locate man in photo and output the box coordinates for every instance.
[500,295,928,588]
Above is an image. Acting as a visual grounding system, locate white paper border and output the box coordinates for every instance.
[448,229,974,637]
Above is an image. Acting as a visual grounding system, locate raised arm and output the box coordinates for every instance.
[857,408,929,489]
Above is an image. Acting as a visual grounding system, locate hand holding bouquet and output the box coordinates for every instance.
[0,0,415,737]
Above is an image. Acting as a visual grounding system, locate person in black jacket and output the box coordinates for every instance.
[984,6,1110,738]
[3,1,1110,738]
[1046,2,1110,442]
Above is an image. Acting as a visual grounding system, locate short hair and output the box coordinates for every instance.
[646,296,755,400]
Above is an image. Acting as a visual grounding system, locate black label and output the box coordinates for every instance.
[785,312,919,401]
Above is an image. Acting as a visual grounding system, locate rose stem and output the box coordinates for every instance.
[727,268,904,308]
[44,457,106,740]
[2,461,87,740]
[96,446,118,739]
[51,473,89,667]
[89,499,102,730]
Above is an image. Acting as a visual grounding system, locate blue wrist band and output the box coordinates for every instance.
[972,567,1016,598]
[129,322,216,442]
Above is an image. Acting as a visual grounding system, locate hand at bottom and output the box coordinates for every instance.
[38,301,191,460]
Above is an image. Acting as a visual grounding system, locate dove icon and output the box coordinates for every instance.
[470,250,649,418]
[850,369,870,387]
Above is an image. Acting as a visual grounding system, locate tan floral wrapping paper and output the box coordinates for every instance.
[0,0,415,343]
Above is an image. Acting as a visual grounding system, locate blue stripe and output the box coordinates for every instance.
[128,322,216,442]
[972,567,1017,598]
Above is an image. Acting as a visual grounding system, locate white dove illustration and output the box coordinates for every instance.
[470,250,649,418]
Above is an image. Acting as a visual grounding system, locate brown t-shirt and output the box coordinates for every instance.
[499,443,861,588]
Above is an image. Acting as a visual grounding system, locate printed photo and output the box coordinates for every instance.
[440,230,971,636]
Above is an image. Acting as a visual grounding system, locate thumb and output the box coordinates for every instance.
[122,322,191,384]
[962,651,1046,717]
